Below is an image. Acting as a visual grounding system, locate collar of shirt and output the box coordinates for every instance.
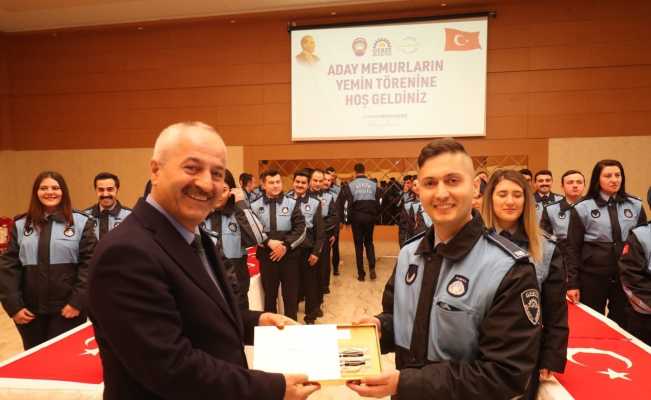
[99,201,121,216]
[146,195,196,245]
[44,211,65,223]
[559,197,572,211]
[495,224,528,248]
[415,211,483,261]
[263,193,285,205]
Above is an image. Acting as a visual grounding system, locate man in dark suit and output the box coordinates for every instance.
[88,122,319,400]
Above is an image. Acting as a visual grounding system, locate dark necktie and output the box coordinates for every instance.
[607,199,623,252]
[191,234,224,299]
[269,201,277,232]
[541,195,550,205]
[409,243,444,364]
[499,230,513,240]
[99,210,110,239]
[37,216,53,265]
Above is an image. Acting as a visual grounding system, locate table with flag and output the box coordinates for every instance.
[539,301,651,400]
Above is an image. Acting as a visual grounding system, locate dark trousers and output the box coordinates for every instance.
[331,234,340,272]
[627,307,651,345]
[16,313,87,350]
[580,271,628,328]
[351,221,376,277]
[224,257,250,311]
[259,247,300,320]
[319,240,332,304]
[299,249,321,323]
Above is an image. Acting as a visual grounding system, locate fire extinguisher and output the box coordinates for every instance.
[0,217,12,254]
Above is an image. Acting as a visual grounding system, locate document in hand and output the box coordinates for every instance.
[253,324,381,383]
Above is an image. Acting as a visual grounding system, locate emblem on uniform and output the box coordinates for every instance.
[64,227,75,237]
[624,209,633,218]
[113,221,120,228]
[521,289,541,325]
[24,226,34,236]
[447,275,469,297]
[281,207,289,215]
[591,209,601,218]
[258,207,265,214]
[558,211,566,220]
[228,222,238,232]
[405,264,419,285]
[305,204,311,212]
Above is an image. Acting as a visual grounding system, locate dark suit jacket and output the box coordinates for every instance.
[88,198,285,400]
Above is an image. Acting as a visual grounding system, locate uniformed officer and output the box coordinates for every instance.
[482,169,568,400]
[566,159,647,327]
[325,167,342,274]
[309,169,339,304]
[204,170,268,311]
[83,172,132,241]
[249,169,306,320]
[342,163,380,281]
[0,171,97,349]
[397,176,416,247]
[238,172,256,203]
[287,169,324,324]
[519,168,533,185]
[533,170,564,222]
[619,187,651,345]
[348,140,541,399]
[409,180,433,238]
[541,170,585,261]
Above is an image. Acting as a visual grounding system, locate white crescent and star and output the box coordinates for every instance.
[567,347,633,381]
[453,34,468,46]
[81,336,99,357]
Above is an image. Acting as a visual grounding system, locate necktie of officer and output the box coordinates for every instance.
[269,200,277,232]
[541,195,550,205]
[499,230,513,240]
[409,242,445,365]
[191,234,225,299]
[99,210,110,239]
[607,198,623,249]
[37,215,53,266]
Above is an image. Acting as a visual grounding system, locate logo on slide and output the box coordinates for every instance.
[399,36,419,54]
[444,28,481,51]
[352,37,367,56]
[372,38,392,56]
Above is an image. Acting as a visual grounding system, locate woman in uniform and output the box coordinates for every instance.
[482,169,568,400]
[566,160,646,328]
[0,171,96,349]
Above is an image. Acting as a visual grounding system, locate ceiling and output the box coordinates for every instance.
[0,0,488,33]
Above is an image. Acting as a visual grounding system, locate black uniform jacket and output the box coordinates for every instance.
[88,198,285,400]
[501,227,568,373]
[619,222,651,313]
[376,214,542,399]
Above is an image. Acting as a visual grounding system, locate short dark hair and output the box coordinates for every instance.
[417,139,468,168]
[354,163,365,173]
[293,169,310,180]
[587,159,628,199]
[94,172,120,189]
[262,169,280,182]
[325,166,336,174]
[560,170,584,185]
[239,172,253,186]
[534,170,553,180]
[519,169,533,178]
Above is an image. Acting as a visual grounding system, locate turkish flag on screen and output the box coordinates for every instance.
[444,28,481,51]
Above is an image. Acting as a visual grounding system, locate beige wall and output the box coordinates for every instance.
[0,146,243,217]
[549,135,651,214]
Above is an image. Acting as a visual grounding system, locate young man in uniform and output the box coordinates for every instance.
[325,167,342,275]
[533,170,564,222]
[349,139,542,399]
[249,170,306,320]
[286,169,324,324]
[83,172,131,241]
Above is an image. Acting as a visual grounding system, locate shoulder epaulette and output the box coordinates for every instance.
[121,205,133,211]
[625,194,642,202]
[403,230,426,247]
[73,209,92,219]
[485,230,530,261]
[543,199,563,209]
[570,197,590,208]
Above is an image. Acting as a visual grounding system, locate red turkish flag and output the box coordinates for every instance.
[247,246,260,277]
[0,322,102,384]
[553,303,651,398]
[444,28,481,51]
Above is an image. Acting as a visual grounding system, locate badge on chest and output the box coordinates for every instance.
[447,275,469,297]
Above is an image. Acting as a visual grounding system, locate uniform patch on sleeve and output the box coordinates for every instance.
[521,289,541,325]
[405,264,419,285]
[447,275,469,297]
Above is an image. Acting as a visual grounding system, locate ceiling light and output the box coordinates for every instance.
[331,11,337,16]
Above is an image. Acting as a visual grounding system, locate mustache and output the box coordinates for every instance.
[182,185,214,200]
[100,196,114,200]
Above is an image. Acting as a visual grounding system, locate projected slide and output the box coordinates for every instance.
[291,17,487,141]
